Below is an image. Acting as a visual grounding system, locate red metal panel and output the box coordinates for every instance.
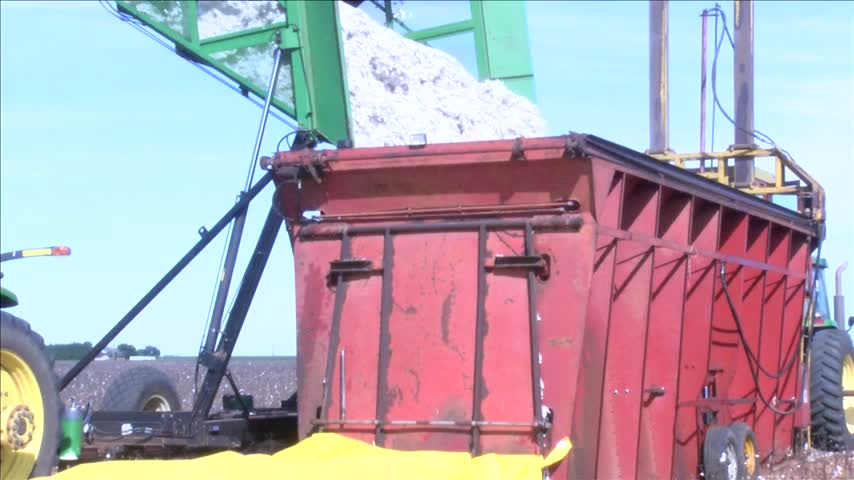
[282,136,818,478]
[569,234,616,480]
[637,188,691,480]
[595,176,659,479]
[637,247,687,480]
[723,209,767,428]
[672,198,720,479]
[293,160,585,219]
[746,219,776,459]
[534,226,596,480]
[294,238,342,438]
[708,209,749,427]
[596,239,653,479]
[761,226,791,458]
[569,171,622,480]
[323,235,384,443]
[381,231,478,452]
[774,232,809,458]
[479,229,535,453]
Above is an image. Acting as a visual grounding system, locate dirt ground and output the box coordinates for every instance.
[760,449,854,480]
[56,358,854,477]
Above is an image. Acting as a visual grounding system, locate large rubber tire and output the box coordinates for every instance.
[100,366,181,412]
[0,311,61,479]
[703,426,739,480]
[809,328,854,451]
[730,422,759,480]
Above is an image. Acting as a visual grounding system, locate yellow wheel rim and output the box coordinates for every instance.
[843,354,854,434]
[743,434,756,477]
[0,348,45,480]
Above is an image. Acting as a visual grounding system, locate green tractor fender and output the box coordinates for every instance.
[0,282,20,308]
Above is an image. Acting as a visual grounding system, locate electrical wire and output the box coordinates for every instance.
[719,265,798,415]
[718,236,823,416]
[720,262,799,380]
[277,131,298,152]
[705,4,787,151]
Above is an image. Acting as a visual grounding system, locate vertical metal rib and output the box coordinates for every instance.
[320,233,351,427]
[375,230,394,446]
[524,223,546,453]
[471,225,488,455]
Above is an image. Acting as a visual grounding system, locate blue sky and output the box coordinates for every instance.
[1,1,852,356]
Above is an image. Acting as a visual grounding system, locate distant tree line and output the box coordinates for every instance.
[47,342,93,361]
[47,342,160,360]
[116,343,161,358]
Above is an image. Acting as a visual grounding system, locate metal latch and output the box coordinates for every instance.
[643,385,666,397]
[486,254,550,280]
[327,259,381,284]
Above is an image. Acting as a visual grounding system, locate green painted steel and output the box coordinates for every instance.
[401,1,537,102]
[0,286,19,308]
[474,1,536,102]
[810,258,839,328]
[284,1,352,144]
[115,1,350,143]
[113,1,535,140]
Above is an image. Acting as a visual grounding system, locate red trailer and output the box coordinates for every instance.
[266,133,818,479]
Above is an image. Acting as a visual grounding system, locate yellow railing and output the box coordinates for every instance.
[649,147,825,222]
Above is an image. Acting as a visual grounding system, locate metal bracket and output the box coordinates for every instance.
[643,385,666,397]
[327,258,381,284]
[486,254,550,280]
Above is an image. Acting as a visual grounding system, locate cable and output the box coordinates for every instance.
[706,4,783,150]
[719,262,797,380]
[276,131,298,152]
[718,237,822,416]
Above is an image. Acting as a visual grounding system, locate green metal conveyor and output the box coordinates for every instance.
[113,0,536,145]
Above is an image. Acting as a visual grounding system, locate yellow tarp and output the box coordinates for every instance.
[39,433,571,480]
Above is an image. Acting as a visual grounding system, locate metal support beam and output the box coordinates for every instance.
[733,0,755,187]
[59,173,273,391]
[204,48,284,354]
[192,206,283,426]
[649,0,669,153]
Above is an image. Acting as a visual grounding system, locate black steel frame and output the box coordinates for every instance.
[61,173,299,453]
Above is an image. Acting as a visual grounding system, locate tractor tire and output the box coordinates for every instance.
[809,327,854,451]
[0,311,61,479]
[100,366,181,412]
[730,422,759,480]
[703,425,739,480]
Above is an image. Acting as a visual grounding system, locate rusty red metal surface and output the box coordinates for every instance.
[270,134,817,479]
